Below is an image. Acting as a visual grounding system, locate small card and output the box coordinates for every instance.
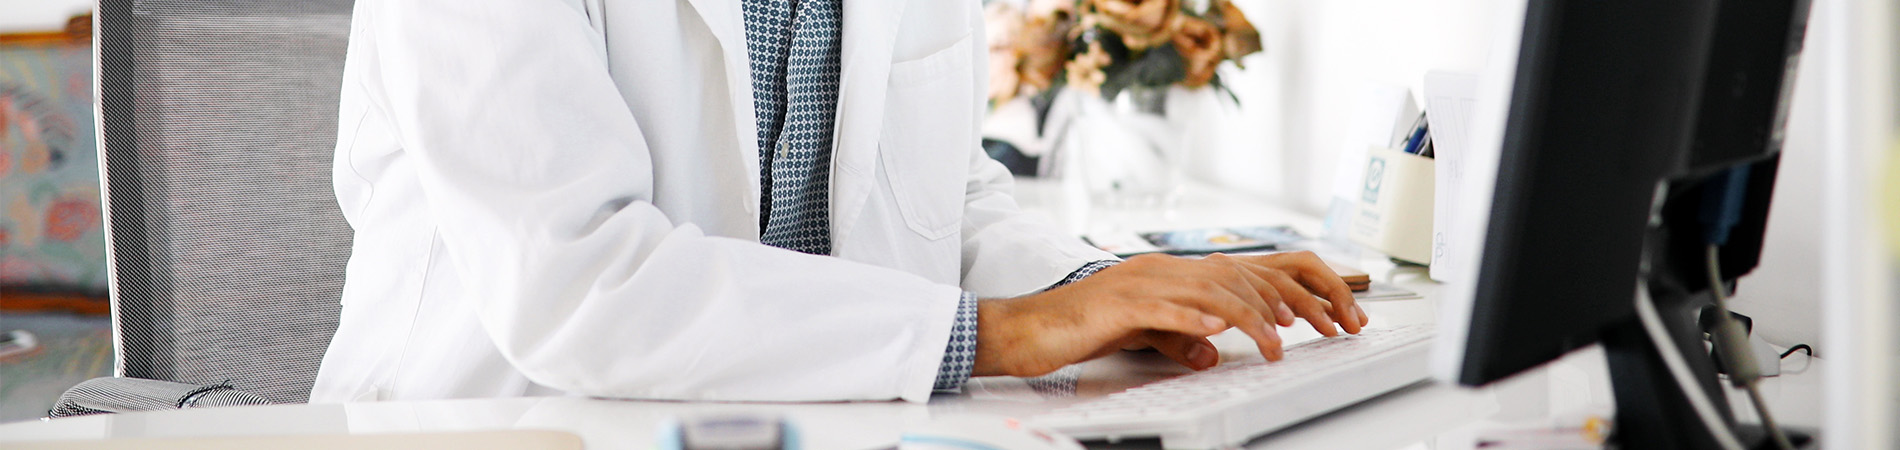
[1353,283,1422,301]
[1328,261,1372,291]
[1085,226,1306,257]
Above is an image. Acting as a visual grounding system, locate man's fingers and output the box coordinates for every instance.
[1245,251,1366,335]
[1124,301,1233,337]
[1143,332,1220,371]
[1117,295,1284,362]
[1287,261,1364,334]
[1113,254,1286,361]
[1162,288,1285,361]
[1206,254,1293,326]
[1259,269,1339,337]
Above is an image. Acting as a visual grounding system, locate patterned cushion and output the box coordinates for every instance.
[50,377,269,418]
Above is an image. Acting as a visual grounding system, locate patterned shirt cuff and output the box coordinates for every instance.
[932,292,981,392]
[932,261,1116,392]
[1052,260,1119,288]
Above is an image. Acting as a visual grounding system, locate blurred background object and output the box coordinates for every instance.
[1,2,113,424]
[982,0,1263,207]
[2,9,105,305]
[1819,0,1898,447]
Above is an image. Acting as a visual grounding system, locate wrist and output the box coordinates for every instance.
[972,296,1029,378]
[972,291,1080,378]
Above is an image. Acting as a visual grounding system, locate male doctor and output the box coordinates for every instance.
[312,0,1369,403]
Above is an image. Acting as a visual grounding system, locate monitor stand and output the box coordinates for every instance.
[1599,285,1814,450]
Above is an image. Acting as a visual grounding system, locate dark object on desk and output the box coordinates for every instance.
[51,0,357,418]
[982,138,1042,176]
[1441,1,1813,449]
[1327,261,1371,292]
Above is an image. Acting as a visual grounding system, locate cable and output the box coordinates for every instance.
[1632,280,1748,450]
[1707,246,1796,450]
[1777,344,1812,359]
[1694,166,1797,449]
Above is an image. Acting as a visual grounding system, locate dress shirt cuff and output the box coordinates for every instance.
[932,292,980,392]
[1052,260,1119,288]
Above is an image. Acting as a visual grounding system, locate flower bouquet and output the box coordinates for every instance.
[986,0,1263,106]
[982,0,1264,205]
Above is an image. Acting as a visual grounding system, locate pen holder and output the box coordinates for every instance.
[1350,146,1434,264]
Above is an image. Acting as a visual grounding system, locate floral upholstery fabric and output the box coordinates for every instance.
[0,41,106,291]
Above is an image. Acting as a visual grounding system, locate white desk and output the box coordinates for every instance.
[0,178,1823,449]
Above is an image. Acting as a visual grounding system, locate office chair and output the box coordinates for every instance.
[50,0,357,416]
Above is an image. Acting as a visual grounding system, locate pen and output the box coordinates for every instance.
[1394,112,1428,149]
[1402,120,1429,154]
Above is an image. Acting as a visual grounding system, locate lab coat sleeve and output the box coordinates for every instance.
[955,3,1120,298]
[356,0,961,402]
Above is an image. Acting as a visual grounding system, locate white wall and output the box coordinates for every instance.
[1725,4,1832,352]
[1816,0,1897,446]
[0,0,92,34]
[1197,0,1519,215]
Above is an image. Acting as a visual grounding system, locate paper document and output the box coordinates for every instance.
[1423,72,1481,283]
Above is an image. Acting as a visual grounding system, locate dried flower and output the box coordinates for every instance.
[1083,0,1181,51]
[1065,40,1113,96]
[1016,6,1074,91]
[1214,0,1263,63]
[1172,16,1223,88]
[986,2,1026,104]
[1025,0,1075,20]
[981,0,1267,103]
[986,2,1023,47]
[989,52,1024,104]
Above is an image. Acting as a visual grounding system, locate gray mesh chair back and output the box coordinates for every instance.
[91,0,355,406]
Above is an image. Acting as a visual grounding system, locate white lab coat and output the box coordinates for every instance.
[310,0,1115,403]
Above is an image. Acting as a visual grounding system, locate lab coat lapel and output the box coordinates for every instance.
[681,0,764,222]
[830,0,909,241]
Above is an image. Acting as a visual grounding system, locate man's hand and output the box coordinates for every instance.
[971,251,1370,378]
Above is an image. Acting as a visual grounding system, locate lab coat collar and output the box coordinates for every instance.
[679,0,763,224]
[832,0,910,240]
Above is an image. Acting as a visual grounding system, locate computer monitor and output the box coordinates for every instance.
[1434,1,1812,449]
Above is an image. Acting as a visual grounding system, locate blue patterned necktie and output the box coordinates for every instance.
[741,0,843,255]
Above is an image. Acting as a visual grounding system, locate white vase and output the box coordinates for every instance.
[1067,85,1192,209]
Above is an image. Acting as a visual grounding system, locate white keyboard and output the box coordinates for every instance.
[1029,324,1436,449]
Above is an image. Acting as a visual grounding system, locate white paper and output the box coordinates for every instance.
[1431,0,1528,384]
[1423,71,1481,282]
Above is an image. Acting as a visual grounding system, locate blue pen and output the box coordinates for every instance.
[1401,120,1429,154]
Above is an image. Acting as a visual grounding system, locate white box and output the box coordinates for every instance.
[1350,146,1435,264]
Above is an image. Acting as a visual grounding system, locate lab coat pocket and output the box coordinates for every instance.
[878,34,974,241]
